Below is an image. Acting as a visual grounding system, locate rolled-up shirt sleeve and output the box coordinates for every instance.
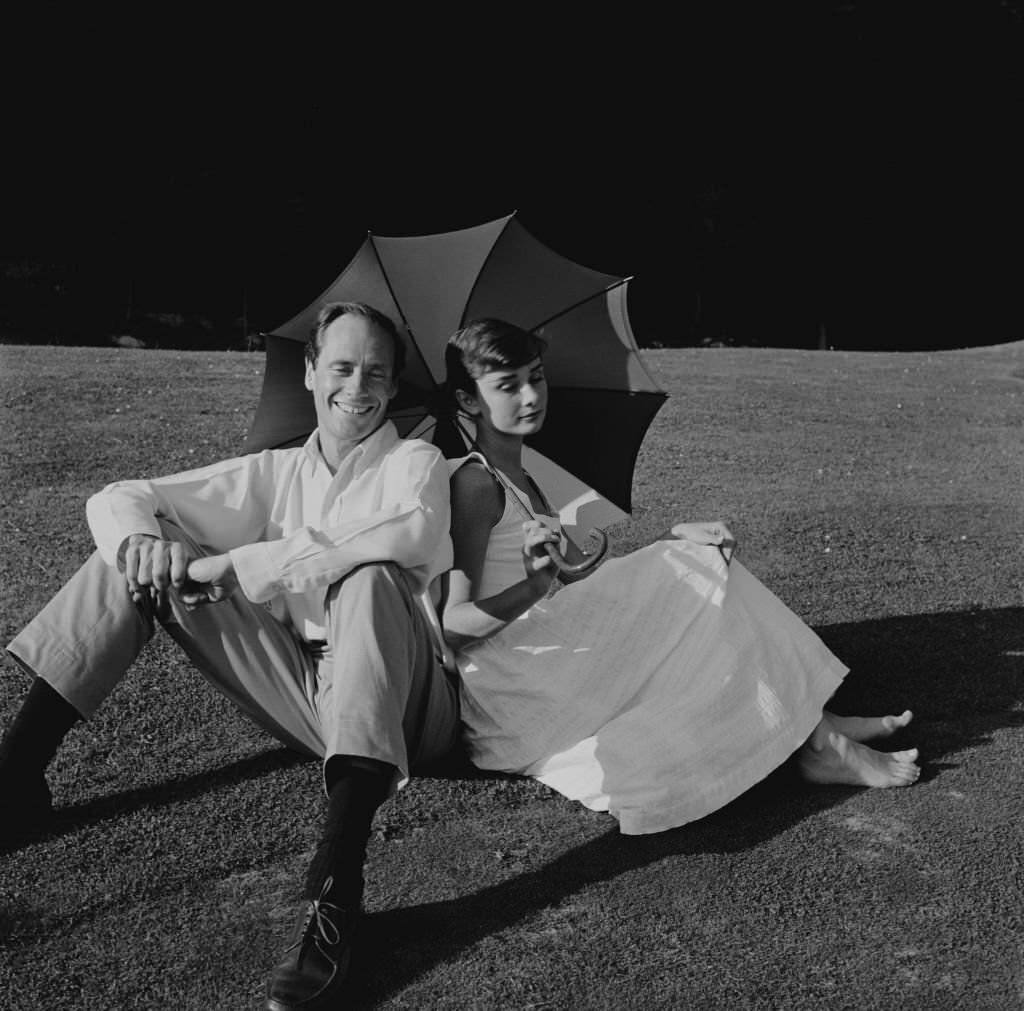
[230,440,453,602]
[84,425,453,622]
[85,454,274,568]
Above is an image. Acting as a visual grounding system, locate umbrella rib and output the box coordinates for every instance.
[455,415,477,449]
[546,386,668,398]
[457,212,518,329]
[367,234,441,392]
[529,276,633,334]
[389,407,436,418]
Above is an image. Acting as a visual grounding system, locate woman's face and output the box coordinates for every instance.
[467,356,548,437]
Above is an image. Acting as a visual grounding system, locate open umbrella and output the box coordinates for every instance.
[244,213,667,566]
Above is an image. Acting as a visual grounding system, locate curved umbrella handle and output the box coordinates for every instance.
[543,528,609,577]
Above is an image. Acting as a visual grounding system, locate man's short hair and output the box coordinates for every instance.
[306,302,407,377]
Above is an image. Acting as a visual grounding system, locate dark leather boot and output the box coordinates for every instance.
[264,876,361,1011]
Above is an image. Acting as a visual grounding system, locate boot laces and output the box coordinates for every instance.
[288,876,344,960]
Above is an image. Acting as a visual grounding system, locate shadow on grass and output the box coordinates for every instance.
[818,604,1024,776]
[4,606,1019,1001]
[347,604,1024,1006]
[351,774,832,1005]
[1,746,312,854]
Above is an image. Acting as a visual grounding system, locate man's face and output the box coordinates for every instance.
[305,313,398,468]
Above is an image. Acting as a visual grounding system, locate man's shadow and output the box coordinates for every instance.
[0,747,313,857]
[344,604,1024,1006]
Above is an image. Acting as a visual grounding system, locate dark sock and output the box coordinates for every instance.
[0,677,82,780]
[302,757,392,906]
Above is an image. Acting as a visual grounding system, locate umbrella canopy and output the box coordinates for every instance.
[244,213,667,532]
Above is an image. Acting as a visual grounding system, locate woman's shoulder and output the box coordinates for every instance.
[448,450,491,475]
[450,456,504,526]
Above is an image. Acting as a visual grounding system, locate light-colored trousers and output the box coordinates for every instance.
[5,521,460,787]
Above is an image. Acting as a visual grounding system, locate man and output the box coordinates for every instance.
[0,302,460,1010]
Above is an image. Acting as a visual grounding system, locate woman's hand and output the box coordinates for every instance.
[521,519,560,591]
[671,521,737,565]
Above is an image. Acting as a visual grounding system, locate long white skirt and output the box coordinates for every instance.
[456,539,847,835]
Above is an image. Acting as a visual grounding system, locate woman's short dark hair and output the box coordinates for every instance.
[445,319,547,401]
[306,302,407,377]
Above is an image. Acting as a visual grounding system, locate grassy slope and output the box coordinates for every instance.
[0,343,1021,1010]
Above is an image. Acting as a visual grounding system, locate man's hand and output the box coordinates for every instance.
[671,521,738,565]
[181,554,238,608]
[122,533,192,605]
[121,536,236,609]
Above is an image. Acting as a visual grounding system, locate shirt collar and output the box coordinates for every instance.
[302,420,400,476]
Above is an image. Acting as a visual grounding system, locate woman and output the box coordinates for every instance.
[442,318,919,835]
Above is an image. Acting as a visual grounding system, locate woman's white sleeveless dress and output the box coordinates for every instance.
[453,463,848,835]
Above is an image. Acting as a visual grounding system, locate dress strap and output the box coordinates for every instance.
[456,450,498,479]
[451,450,507,508]
[522,469,557,519]
[455,449,563,599]
[456,450,556,526]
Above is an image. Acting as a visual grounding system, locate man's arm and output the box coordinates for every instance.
[87,453,276,562]
[86,439,452,607]
[87,452,276,604]
[229,440,452,602]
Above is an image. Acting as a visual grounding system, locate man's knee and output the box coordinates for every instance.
[326,562,409,606]
[323,563,420,633]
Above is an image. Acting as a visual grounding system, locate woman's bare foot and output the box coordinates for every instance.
[825,709,913,743]
[798,727,920,788]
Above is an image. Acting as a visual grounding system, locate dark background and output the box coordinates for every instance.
[3,1,1023,351]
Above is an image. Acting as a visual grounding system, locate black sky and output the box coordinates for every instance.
[4,2,1024,349]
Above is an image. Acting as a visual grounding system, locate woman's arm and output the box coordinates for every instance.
[442,463,559,652]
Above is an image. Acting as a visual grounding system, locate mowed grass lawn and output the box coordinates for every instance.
[1,341,1022,1011]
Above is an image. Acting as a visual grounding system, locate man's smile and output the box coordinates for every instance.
[333,401,375,415]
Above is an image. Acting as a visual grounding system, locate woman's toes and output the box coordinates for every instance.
[890,748,919,763]
[884,710,913,732]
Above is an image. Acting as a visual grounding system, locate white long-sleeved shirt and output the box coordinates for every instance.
[86,422,453,641]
